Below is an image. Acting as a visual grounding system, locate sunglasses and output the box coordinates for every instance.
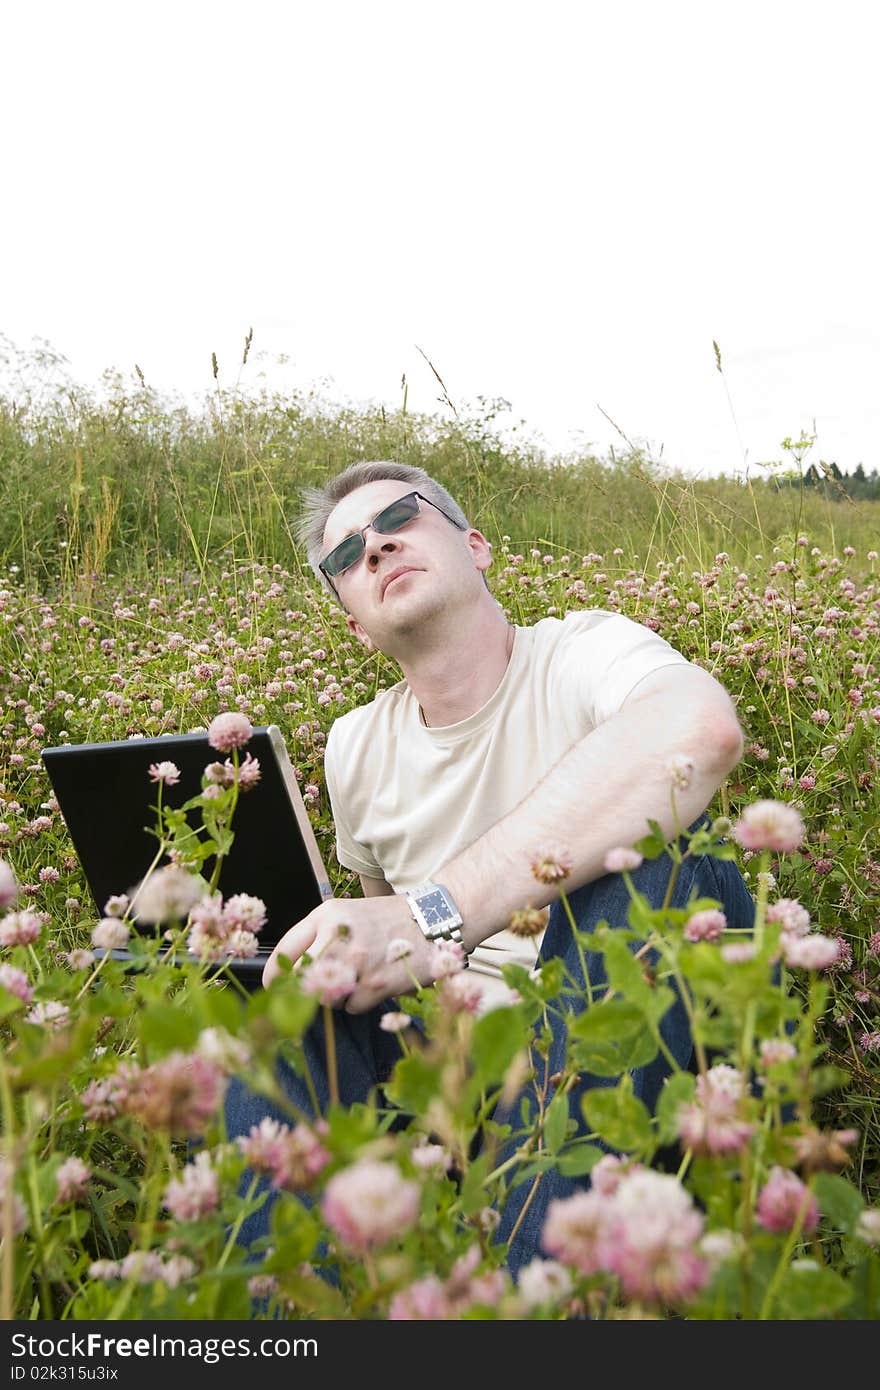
[319,491,464,581]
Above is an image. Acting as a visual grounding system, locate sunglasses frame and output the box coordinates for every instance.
[318,490,464,583]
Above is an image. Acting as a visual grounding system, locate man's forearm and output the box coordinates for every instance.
[438,682,744,949]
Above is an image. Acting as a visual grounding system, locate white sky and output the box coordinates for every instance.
[3,0,879,478]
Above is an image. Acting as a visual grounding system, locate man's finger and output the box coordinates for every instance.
[262,919,319,987]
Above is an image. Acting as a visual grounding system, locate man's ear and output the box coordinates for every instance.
[467,529,493,575]
[346,614,376,651]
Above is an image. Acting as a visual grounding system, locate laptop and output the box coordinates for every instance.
[41,725,334,988]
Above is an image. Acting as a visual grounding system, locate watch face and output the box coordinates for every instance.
[419,890,450,926]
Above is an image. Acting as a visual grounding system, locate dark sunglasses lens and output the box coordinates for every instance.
[373,494,420,534]
[323,535,364,577]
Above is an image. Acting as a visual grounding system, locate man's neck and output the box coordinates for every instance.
[398,611,515,728]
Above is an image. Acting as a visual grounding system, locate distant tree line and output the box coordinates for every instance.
[771,461,880,501]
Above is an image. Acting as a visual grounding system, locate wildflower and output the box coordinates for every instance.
[389,1276,451,1320]
[385,937,413,962]
[103,894,129,917]
[268,1122,331,1192]
[234,753,262,790]
[531,845,574,884]
[87,1260,121,1281]
[131,865,205,925]
[759,1039,797,1067]
[858,1031,880,1054]
[478,984,523,1013]
[699,1230,744,1267]
[603,847,644,874]
[508,905,549,938]
[38,866,60,884]
[300,956,358,1006]
[66,948,94,970]
[148,761,181,786]
[542,1190,607,1275]
[516,1258,574,1312]
[792,1127,859,1174]
[207,712,253,752]
[379,1011,413,1033]
[321,1159,420,1252]
[720,941,757,964]
[438,972,484,1014]
[410,1142,453,1172]
[599,1170,708,1305]
[248,1274,279,1300]
[428,940,467,978]
[54,1157,91,1203]
[667,753,695,790]
[91,917,131,951]
[196,1026,251,1072]
[25,1000,70,1029]
[590,1154,640,1196]
[204,760,235,788]
[161,1255,197,1288]
[81,1068,138,1122]
[0,858,18,908]
[0,963,33,1004]
[0,909,42,946]
[766,898,810,936]
[163,1151,220,1221]
[677,1065,754,1156]
[124,1050,226,1137]
[855,1209,880,1246]
[118,1251,165,1285]
[684,908,726,943]
[732,799,805,853]
[781,933,840,970]
[222,893,267,933]
[756,1166,819,1234]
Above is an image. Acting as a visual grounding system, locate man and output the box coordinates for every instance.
[226,459,755,1270]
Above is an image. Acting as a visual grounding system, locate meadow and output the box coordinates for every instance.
[1,369,879,1320]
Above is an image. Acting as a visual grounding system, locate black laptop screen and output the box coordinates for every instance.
[41,726,332,950]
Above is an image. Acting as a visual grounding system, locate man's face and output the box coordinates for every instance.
[320,481,491,652]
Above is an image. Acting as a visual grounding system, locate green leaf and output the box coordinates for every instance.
[581,1084,654,1153]
[814,1173,864,1235]
[139,1003,199,1056]
[383,1053,441,1114]
[655,1071,696,1145]
[556,1143,605,1177]
[602,934,655,1010]
[543,1091,570,1155]
[471,1006,526,1088]
[771,1261,852,1319]
[458,1152,494,1215]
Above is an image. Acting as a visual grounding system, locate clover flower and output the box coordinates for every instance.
[91,917,130,951]
[321,1159,420,1253]
[300,956,358,1005]
[756,1166,819,1234]
[0,910,42,946]
[207,712,253,752]
[531,845,574,884]
[148,761,181,786]
[732,800,805,853]
[603,847,644,874]
[0,963,34,1004]
[684,908,726,942]
[54,1157,91,1203]
[163,1151,220,1221]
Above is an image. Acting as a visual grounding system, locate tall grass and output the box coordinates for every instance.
[1,367,878,588]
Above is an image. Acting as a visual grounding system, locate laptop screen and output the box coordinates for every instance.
[41,725,333,956]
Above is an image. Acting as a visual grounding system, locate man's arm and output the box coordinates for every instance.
[439,663,744,949]
[264,663,743,1010]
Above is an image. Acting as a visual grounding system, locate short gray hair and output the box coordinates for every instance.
[297,461,472,604]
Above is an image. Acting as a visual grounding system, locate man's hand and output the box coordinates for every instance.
[261,894,435,1012]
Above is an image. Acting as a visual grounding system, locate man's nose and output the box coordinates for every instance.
[364,529,400,566]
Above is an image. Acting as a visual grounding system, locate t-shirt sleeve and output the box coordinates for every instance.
[322,720,384,879]
[550,610,690,729]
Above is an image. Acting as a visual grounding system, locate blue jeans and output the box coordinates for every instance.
[224,833,756,1276]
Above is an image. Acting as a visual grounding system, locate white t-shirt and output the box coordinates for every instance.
[322,609,688,985]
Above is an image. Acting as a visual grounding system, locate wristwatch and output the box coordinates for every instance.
[404,881,469,964]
